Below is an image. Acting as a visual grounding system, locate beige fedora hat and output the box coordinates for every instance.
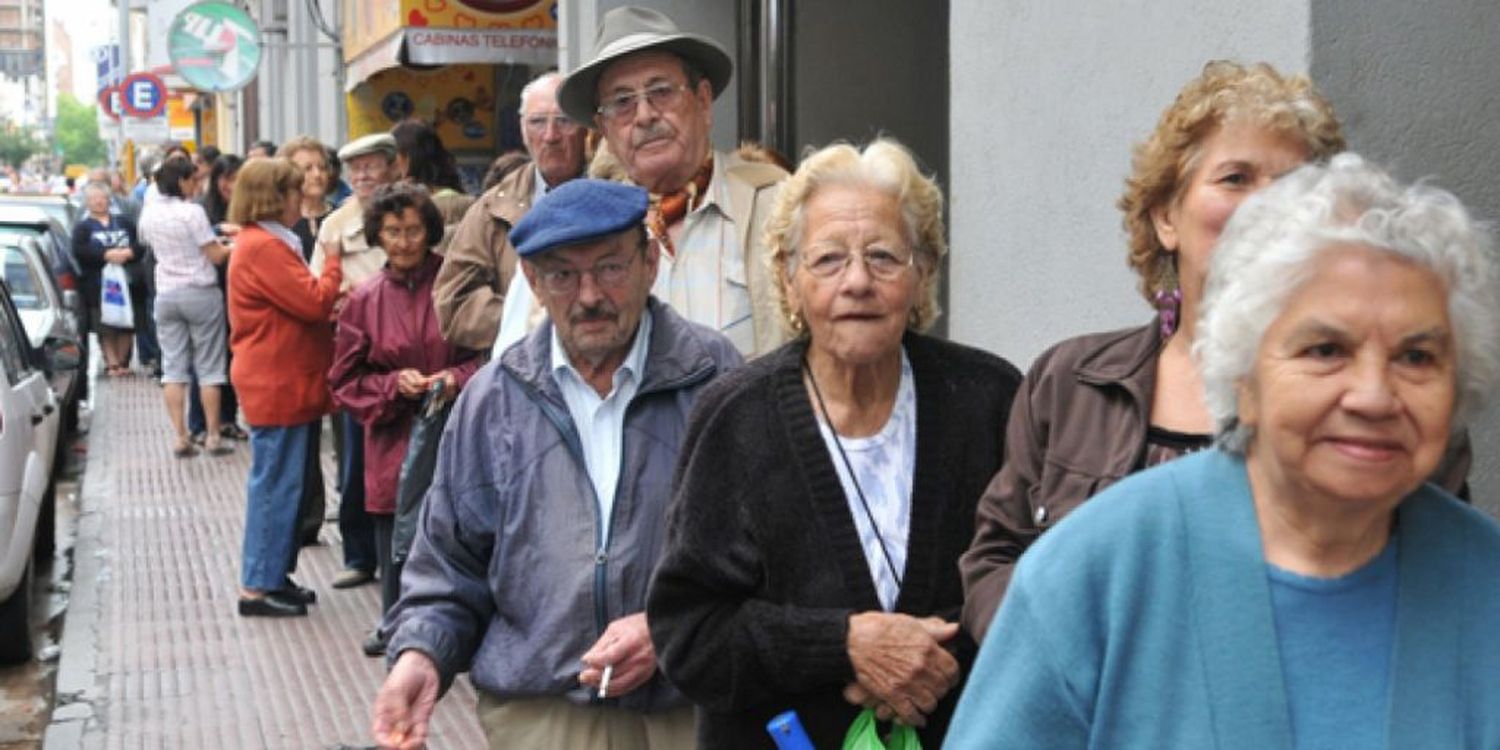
[556,6,732,124]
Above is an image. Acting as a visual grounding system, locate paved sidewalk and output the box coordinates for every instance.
[46,374,486,749]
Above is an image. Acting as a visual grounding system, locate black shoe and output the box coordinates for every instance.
[277,577,317,605]
[361,628,387,657]
[238,591,308,617]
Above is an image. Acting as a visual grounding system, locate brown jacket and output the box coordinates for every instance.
[431,166,535,350]
[958,322,1474,641]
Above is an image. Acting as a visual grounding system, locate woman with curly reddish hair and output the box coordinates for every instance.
[960,61,1357,640]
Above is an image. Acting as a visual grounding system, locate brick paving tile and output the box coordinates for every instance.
[52,374,487,749]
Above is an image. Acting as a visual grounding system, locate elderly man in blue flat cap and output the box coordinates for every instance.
[372,179,742,750]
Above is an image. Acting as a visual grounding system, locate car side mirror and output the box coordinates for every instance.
[44,336,81,373]
[62,289,79,311]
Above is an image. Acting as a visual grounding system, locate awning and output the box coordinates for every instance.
[344,27,557,92]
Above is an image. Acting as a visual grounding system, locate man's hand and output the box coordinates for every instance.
[372,650,441,750]
[103,248,133,264]
[397,369,428,399]
[579,613,656,698]
[846,613,961,727]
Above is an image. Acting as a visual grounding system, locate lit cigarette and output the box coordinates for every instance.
[598,664,613,699]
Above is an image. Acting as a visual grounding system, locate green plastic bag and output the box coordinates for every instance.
[842,708,922,750]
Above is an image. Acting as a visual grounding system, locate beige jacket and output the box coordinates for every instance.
[719,151,791,356]
[310,198,386,294]
[431,166,535,350]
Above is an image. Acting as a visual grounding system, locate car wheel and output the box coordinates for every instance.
[0,558,34,665]
[33,479,55,563]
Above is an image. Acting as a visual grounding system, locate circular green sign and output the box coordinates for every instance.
[167,1,262,92]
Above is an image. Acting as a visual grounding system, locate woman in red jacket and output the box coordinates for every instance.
[227,158,343,617]
[330,183,482,654]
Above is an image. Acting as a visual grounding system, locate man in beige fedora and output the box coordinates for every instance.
[496,5,789,358]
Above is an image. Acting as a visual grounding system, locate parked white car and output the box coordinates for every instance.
[0,275,61,664]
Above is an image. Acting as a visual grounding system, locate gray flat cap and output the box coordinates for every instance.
[337,133,397,162]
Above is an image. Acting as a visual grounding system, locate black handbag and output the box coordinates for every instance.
[392,381,454,565]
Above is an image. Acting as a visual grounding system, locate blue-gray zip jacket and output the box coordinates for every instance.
[383,297,743,712]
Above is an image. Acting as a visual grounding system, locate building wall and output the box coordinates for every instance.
[251,0,342,150]
[948,1,1309,366]
[1311,0,1500,512]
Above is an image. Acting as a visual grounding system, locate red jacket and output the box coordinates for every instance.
[328,252,482,514]
[228,223,343,427]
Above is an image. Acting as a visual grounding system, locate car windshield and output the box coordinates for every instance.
[2,247,43,310]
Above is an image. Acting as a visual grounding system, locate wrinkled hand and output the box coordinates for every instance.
[846,612,960,727]
[321,238,343,259]
[372,650,440,750]
[396,369,427,399]
[431,370,458,402]
[579,613,656,698]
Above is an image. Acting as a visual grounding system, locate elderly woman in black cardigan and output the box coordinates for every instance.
[647,139,1023,748]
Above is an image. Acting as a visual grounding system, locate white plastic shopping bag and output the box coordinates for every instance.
[100,263,135,329]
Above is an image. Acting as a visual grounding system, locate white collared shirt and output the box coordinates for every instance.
[550,308,654,543]
[490,151,753,356]
[530,165,549,206]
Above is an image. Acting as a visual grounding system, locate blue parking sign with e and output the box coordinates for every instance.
[120,73,167,118]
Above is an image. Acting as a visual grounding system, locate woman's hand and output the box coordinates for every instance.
[846,612,961,727]
[396,369,428,399]
[217,222,242,236]
[321,239,343,259]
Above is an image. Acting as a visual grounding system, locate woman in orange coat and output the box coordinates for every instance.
[226,157,343,617]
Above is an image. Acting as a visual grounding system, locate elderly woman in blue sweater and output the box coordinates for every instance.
[946,154,1500,748]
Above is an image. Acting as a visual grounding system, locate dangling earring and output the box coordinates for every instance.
[1154,257,1182,338]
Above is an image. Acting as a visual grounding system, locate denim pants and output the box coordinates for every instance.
[241,422,313,591]
[338,412,377,573]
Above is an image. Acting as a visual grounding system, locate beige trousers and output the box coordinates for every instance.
[475,693,695,750]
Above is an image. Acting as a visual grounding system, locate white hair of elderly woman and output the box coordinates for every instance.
[1195,152,1500,452]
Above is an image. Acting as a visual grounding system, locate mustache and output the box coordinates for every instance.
[570,304,617,325]
[631,122,675,147]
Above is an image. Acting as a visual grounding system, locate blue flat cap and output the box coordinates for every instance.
[511,179,649,258]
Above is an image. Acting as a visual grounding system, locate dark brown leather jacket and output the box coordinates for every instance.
[959,322,1472,641]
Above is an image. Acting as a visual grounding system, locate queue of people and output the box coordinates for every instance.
[361,7,1500,750]
[78,4,1500,749]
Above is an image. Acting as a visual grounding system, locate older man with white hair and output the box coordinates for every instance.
[434,71,589,350]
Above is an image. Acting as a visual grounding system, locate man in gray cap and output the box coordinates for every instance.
[492,5,789,357]
[310,133,398,293]
[309,131,399,592]
[372,179,741,749]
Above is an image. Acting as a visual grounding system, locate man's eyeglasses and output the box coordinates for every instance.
[799,246,916,281]
[536,253,639,295]
[522,114,582,135]
[596,82,691,124]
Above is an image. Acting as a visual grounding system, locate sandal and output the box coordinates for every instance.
[219,424,249,441]
[204,436,234,456]
[172,439,199,458]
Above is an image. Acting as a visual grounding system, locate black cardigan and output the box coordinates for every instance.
[647,332,1022,748]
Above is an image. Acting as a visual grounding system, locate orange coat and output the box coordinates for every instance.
[228,223,343,427]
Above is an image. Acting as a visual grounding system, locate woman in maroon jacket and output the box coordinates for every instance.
[329,183,482,657]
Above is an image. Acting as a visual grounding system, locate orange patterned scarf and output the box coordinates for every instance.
[647,156,714,259]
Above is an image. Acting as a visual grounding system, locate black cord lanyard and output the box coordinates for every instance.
[803,357,904,593]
